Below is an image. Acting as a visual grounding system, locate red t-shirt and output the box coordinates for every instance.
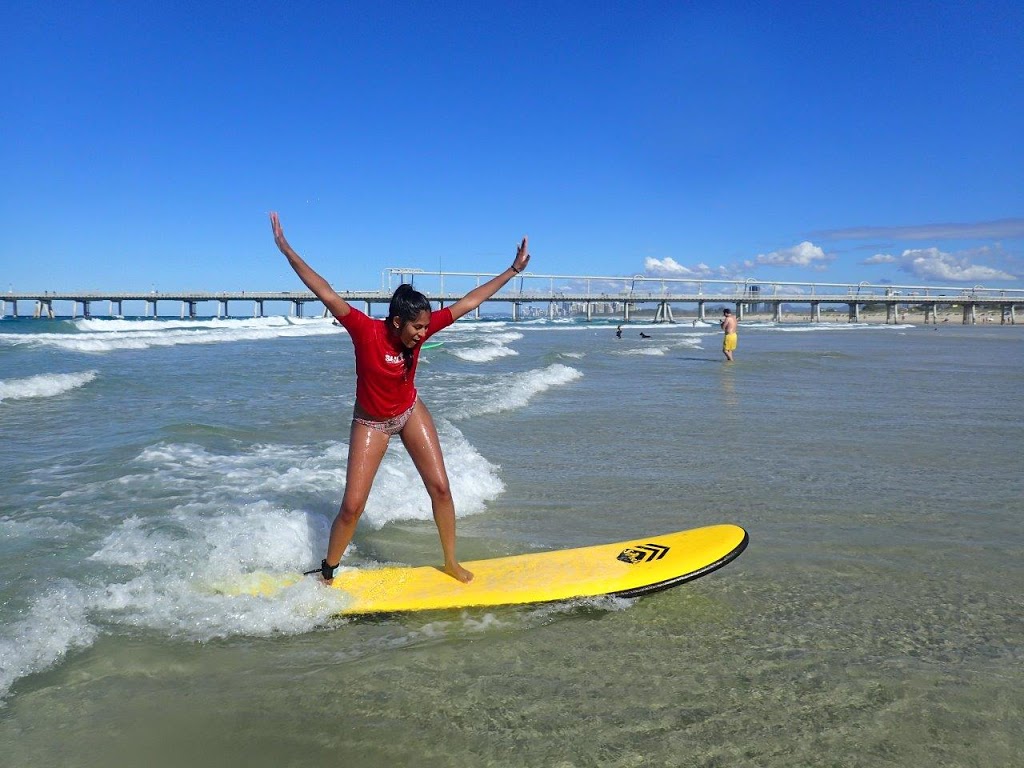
[337,306,454,419]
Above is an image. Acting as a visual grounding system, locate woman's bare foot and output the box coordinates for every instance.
[445,561,474,583]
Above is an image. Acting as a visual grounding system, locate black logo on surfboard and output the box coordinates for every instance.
[617,543,669,564]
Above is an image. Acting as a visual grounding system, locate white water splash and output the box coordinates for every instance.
[0,371,98,403]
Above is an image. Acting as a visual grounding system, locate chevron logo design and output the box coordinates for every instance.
[617,543,670,564]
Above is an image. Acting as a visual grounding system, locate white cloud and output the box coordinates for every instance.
[898,247,1016,281]
[752,241,833,270]
[644,257,730,279]
[644,256,693,275]
[863,253,897,264]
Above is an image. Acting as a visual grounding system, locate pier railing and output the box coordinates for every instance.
[3,272,1021,324]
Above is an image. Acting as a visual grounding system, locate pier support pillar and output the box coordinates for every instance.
[735,303,744,321]
[773,302,783,323]
[697,301,706,321]
[292,300,303,318]
[548,301,555,319]
[148,300,157,317]
[254,300,264,317]
[1001,304,1016,324]
[512,302,520,321]
[586,302,593,321]
[886,303,897,324]
[963,304,976,325]
[848,303,860,322]
[218,299,229,318]
[810,301,821,322]
[654,301,674,323]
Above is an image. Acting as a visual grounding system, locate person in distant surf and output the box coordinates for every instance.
[615,325,623,339]
[639,332,651,339]
[271,213,529,585]
[720,308,737,361]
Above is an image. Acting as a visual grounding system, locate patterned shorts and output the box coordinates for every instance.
[352,399,417,436]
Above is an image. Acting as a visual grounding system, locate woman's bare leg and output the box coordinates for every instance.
[400,401,473,583]
[323,421,390,582]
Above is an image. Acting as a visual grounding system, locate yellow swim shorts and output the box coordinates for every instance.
[723,332,738,352]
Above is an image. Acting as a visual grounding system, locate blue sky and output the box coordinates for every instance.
[3,1,1022,294]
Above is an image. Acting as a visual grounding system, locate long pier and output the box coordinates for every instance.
[3,271,1021,324]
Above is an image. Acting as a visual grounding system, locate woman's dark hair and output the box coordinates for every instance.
[388,283,432,374]
[389,283,432,325]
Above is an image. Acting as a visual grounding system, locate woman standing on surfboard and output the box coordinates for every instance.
[270,212,530,584]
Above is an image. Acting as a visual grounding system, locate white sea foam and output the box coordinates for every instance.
[4,317,340,353]
[0,516,84,539]
[449,345,519,363]
[675,335,704,348]
[0,371,98,403]
[0,419,508,700]
[88,499,351,639]
[0,585,98,704]
[114,428,504,531]
[480,331,524,344]
[447,331,522,363]
[764,322,917,333]
[73,316,297,333]
[365,421,505,527]
[444,363,583,419]
[619,346,670,356]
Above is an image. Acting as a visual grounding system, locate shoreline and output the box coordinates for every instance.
[611,307,1016,325]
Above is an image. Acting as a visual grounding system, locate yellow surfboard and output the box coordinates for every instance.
[230,524,747,615]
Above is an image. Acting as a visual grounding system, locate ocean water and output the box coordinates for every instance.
[1,313,1021,767]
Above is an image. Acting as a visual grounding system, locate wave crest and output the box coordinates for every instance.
[0,371,98,403]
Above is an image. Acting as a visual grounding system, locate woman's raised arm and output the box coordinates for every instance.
[270,212,350,319]
[448,236,530,321]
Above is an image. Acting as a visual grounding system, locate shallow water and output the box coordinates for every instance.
[1,316,1021,766]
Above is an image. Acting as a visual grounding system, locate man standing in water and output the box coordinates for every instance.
[721,308,737,361]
